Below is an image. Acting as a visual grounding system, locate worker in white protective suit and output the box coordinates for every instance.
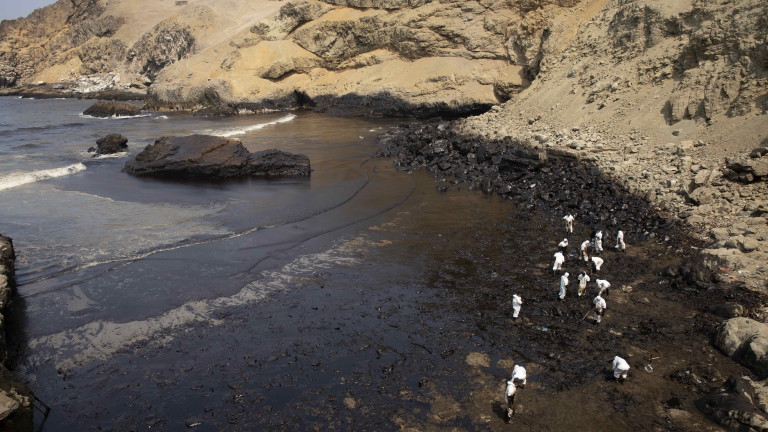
[593,294,607,324]
[512,364,527,387]
[563,214,575,233]
[616,229,626,251]
[553,251,565,273]
[512,293,522,319]
[558,238,569,258]
[559,272,569,300]
[591,256,604,272]
[577,271,591,297]
[596,278,611,296]
[612,356,630,381]
[504,364,527,421]
[593,229,603,254]
[504,379,517,420]
[580,240,591,262]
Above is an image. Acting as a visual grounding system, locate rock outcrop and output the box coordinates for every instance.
[714,318,768,379]
[82,100,141,117]
[698,376,768,432]
[122,134,311,178]
[0,236,33,430]
[88,133,128,155]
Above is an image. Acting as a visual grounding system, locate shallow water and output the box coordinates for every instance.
[0,97,730,431]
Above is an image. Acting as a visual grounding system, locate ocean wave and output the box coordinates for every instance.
[0,122,87,137]
[0,163,87,191]
[79,113,152,120]
[90,152,127,159]
[154,115,169,120]
[205,114,297,137]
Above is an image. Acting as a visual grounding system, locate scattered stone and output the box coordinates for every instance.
[88,134,128,155]
[706,303,745,319]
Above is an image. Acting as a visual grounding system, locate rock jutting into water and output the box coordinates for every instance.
[88,133,128,155]
[122,134,311,178]
[83,100,141,118]
[0,235,33,429]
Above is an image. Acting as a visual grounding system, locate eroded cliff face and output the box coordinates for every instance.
[0,0,575,115]
[0,0,765,121]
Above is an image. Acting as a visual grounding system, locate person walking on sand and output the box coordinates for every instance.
[596,278,611,296]
[559,272,569,300]
[563,214,575,233]
[591,256,604,273]
[580,239,591,262]
[512,293,522,319]
[577,271,590,297]
[553,251,565,273]
[612,356,630,381]
[558,238,569,258]
[593,293,607,324]
[616,229,626,251]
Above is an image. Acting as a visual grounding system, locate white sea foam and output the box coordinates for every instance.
[22,232,375,373]
[79,113,152,120]
[90,152,127,159]
[0,163,87,191]
[205,113,297,137]
[154,115,169,120]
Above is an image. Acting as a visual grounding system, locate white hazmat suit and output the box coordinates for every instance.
[593,294,607,323]
[553,251,565,272]
[596,279,611,296]
[563,214,574,233]
[580,240,590,262]
[612,356,630,380]
[505,380,517,418]
[616,230,625,251]
[591,256,604,272]
[559,272,569,300]
[512,294,522,318]
[512,364,527,386]
[577,272,591,297]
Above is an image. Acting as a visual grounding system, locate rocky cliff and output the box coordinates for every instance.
[0,0,570,115]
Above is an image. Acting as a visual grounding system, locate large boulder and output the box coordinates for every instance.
[714,318,768,379]
[122,134,310,178]
[83,100,141,118]
[88,134,128,155]
[697,376,768,432]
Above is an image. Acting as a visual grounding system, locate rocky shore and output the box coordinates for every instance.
[375,115,768,430]
[378,116,768,293]
[0,236,32,431]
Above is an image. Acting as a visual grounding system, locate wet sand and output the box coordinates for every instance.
[12,160,761,431]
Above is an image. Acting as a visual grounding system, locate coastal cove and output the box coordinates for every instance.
[0,96,764,431]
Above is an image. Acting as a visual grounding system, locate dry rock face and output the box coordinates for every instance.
[0,0,563,114]
[714,318,768,379]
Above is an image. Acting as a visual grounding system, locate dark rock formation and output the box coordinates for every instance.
[0,235,33,430]
[88,133,128,155]
[122,134,310,178]
[83,100,141,117]
[697,375,768,431]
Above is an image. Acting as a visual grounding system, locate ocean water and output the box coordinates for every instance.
[0,96,560,431]
[0,96,426,428]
